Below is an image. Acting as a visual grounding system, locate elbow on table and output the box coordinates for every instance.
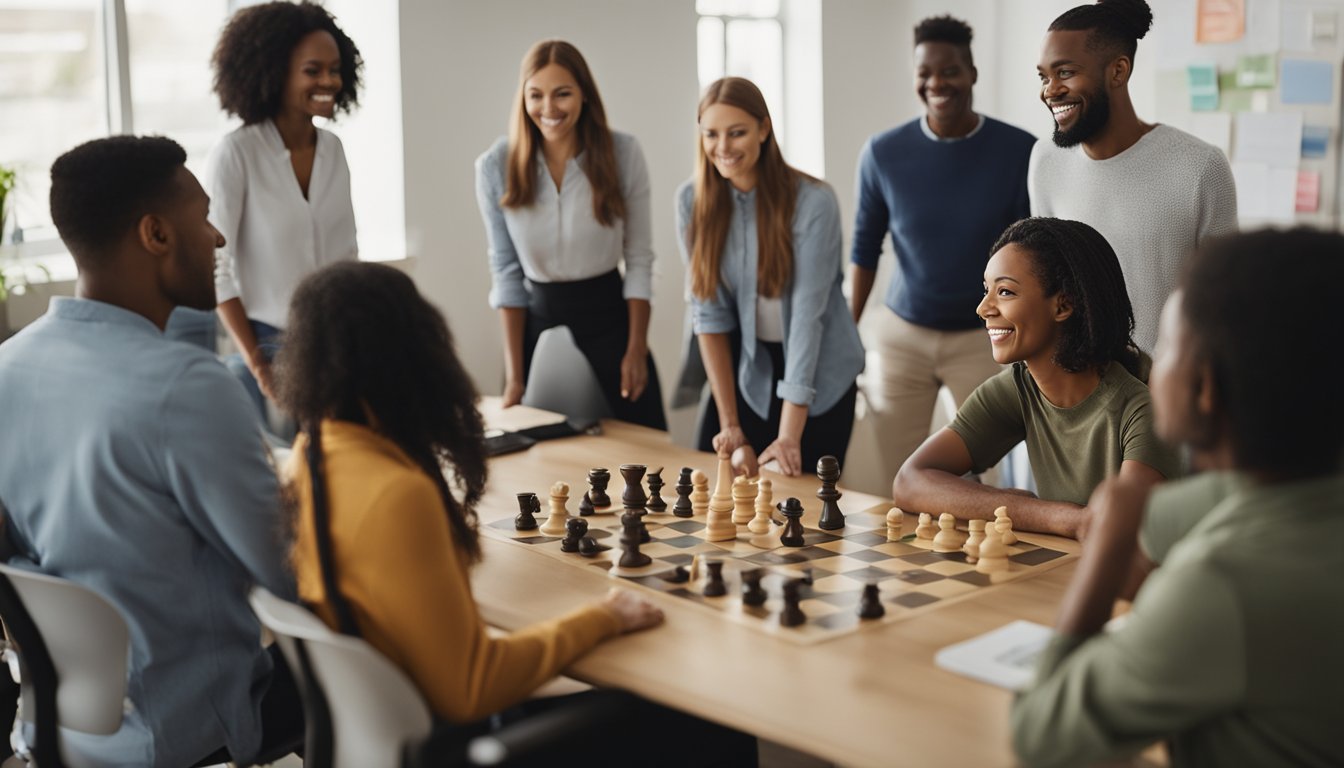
[890,463,922,509]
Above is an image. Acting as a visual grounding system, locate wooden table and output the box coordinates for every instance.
[472,412,1080,767]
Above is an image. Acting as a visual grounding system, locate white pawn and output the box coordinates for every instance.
[975,520,1009,574]
[915,512,936,540]
[963,518,986,562]
[732,476,756,525]
[539,481,570,536]
[748,478,774,534]
[932,513,966,553]
[886,507,904,539]
[994,506,1018,545]
[690,469,710,517]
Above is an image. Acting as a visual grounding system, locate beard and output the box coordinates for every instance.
[1051,86,1111,148]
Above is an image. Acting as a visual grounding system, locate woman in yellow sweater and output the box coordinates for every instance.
[275,261,756,765]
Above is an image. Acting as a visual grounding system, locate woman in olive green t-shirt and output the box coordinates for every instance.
[891,217,1179,538]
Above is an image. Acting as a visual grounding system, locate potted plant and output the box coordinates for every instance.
[1,165,47,339]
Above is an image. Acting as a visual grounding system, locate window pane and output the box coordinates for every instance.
[697,16,724,91]
[725,18,784,147]
[696,0,779,18]
[0,1,104,236]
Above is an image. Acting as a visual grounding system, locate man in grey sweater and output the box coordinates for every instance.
[1028,0,1236,354]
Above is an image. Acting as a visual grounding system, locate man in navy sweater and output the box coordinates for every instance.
[849,15,1036,478]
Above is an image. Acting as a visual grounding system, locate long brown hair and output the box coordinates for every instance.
[689,77,811,300]
[501,40,625,227]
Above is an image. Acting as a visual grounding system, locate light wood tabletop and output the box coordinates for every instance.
[473,405,1081,767]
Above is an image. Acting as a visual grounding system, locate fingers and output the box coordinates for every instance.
[604,588,665,633]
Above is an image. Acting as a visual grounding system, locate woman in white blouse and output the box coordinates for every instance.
[475,40,666,429]
[207,1,362,419]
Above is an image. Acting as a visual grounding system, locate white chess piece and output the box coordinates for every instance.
[748,478,774,534]
[975,520,1009,573]
[705,449,737,542]
[915,512,936,540]
[690,469,710,516]
[732,476,756,525]
[963,518,986,561]
[932,513,964,553]
[994,506,1018,545]
[539,481,570,536]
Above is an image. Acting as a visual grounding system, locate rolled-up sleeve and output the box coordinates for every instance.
[618,137,655,302]
[207,140,245,306]
[474,149,529,309]
[675,181,736,335]
[777,184,842,406]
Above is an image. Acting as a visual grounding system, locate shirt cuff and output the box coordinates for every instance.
[775,380,817,406]
[1031,631,1089,684]
[215,280,240,305]
[488,280,531,310]
[621,272,653,302]
[692,314,735,335]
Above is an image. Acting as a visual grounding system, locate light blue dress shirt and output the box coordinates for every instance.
[675,177,864,419]
[0,297,295,768]
[476,130,655,309]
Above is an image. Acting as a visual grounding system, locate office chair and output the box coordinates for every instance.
[520,326,612,423]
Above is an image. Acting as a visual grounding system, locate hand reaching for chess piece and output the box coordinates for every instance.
[601,588,664,633]
[731,444,758,477]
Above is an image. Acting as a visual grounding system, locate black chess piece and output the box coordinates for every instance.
[578,536,602,558]
[618,515,652,568]
[857,583,885,620]
[588,468,612,508]
[514,492,539,531]
[777,497,806,547]
[779,578,806,627]
[619,464,647,510]
[561,518,588,553]
[740,569,767,607]
[661,565,690,584]
[798,566,814,586]
[703,560,727,597]
[621,509,651,543]
[646,467,667,512]
[672,467,694,518]
[816,455,845,530]
[578,491,595,517]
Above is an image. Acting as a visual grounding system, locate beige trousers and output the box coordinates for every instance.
[865,310,1002,476]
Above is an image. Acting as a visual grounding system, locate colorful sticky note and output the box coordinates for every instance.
[1187,63,1220,110]
[1281,59,1333,104]
[1235,54,1276,89]
[1302,125,1329,158]
[1296,170,1321,212]
[1197,0,1245,43]
[1218,72,1257,111]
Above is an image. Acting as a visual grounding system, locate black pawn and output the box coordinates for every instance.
[672,467,694,518]
[703,560,727,597]
[618,516,652,568]
[661,565,690,584]
[740,569,766,607]
[857,583,885,620]
[646,468,667,512]
[816,455,845,530]
[578,536,602,558]
[779,579,806,627]
[588,468,612,508]
[777,497,806,547]
[514,492,539,531]
[621,509,651,543]
[560,518,588,553]
[578,491,595,517]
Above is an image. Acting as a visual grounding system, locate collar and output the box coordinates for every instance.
[920,113,985,143]
[46,296,162,337]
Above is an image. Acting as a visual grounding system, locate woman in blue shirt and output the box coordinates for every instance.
[677,77,863,476]
[476,40,666,429]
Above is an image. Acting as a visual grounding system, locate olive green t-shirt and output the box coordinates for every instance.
[948,361,1181,505]
[1139,470,1246,564]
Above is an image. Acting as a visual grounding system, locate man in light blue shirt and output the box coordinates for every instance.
[0,136,300,767]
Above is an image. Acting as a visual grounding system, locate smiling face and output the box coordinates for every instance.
[283,30,342,122]
[976,243,1071,366]
[914,41,976,129]
[160,167,225,311]
[525,62,583,148]
[1037,29,1113,148]
[699,102,769,192]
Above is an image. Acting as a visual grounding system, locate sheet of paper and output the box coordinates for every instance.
[1235,54,1276,89]
[1189,112,1233,154]
[1282,2,1316,51]
[1187,62,1220,110]
[1301,124,1330,158]
[1267,166,1300,221]
[1234,112,1303,166]
[1232,162,1271,220]
[1281,58,1333,104]
[934,620,1053,691]
[1296,170,1321,212]
[1198,0,1246,42]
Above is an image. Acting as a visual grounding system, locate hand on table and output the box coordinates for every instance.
[603,588,664,633]
[501,377,525,408]
[758,436,802,477]
[712,426,749,457]
[619,348,647,401]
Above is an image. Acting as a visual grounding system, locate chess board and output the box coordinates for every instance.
[485,505,1077,645]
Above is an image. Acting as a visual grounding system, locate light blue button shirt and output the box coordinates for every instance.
[0,297,295,768]
[676,177,864,418]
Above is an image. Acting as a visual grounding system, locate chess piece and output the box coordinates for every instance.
[857,583,884,620]
[672,467,694,517]
[815,455,845,530]
[885,507,903,535]
[690,469,710,517]
[975,522,1009,574]
[994,506,1018,545]
[915,512,936,540]
[577,536,602,558]
[732,476,756,525]
[560,517,588,553]
[963,519,986,562]
[704,448,737,542]
[798,566,814,586]
[932,513,967,553]
[618,515,652,568]
[779,578,806,627]
[539,481,570,536]
[748,478,773,534]
[740,569,767,606]
[587,468,612,509]
[619,464,647,510]
[620,509,651,543]
[661,565,690,584]
[777,497,806,547]
[578,491,594,517]
[514,492,539,530]
[646,466,667,512]
[703,560,727,597]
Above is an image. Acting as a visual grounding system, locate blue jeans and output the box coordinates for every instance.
[224,320,294,442]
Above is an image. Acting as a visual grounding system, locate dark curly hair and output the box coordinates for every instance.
[991,217,1140,378]
[50,135,185,267]
[274,262,487,564]
[1050,0,1153,61]
[915,15,974,65]
[211,1,363,124]
[1180,228,1344,478]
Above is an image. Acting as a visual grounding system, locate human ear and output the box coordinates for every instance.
[970,65,979,86]
[760,116,772,143]
[1110,55,1132,88]
[138,215,171,255]
[1054,294,1074,322]
[1195,359,1217,418]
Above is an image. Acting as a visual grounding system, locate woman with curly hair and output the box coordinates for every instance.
[207,0,362,425]
[277,262,755,765]
[475,40,666,430]
[892,217,1181,538]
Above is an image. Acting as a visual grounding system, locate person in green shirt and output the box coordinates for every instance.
[892,217,1179,538]
[1012,227,1344,767]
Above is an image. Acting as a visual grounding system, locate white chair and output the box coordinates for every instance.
[521,326,612,423]
[0,563,129,768]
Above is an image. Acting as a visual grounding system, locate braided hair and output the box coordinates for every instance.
[1049,0,1153,60]
[991,217,1140,378]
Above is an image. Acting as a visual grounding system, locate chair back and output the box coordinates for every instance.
[521,326,612,422]
[249,588,434,768]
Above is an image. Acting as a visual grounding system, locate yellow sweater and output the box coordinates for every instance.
[288,420,621,723]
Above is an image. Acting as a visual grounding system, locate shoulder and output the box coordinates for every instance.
[610,129,643,156]
[971,364,1024,405]
[868,119,923,153]
[982,117,1038,149]
[475,135,510,174]
[676,178,696,208]
[796,176,839,212]
[1106,363,1155,411]
[317,126,347,154]
[1028,137,1069,168]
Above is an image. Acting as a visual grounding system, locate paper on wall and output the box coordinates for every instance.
[1234,112,1303,166]
[1280,58,1333,104]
